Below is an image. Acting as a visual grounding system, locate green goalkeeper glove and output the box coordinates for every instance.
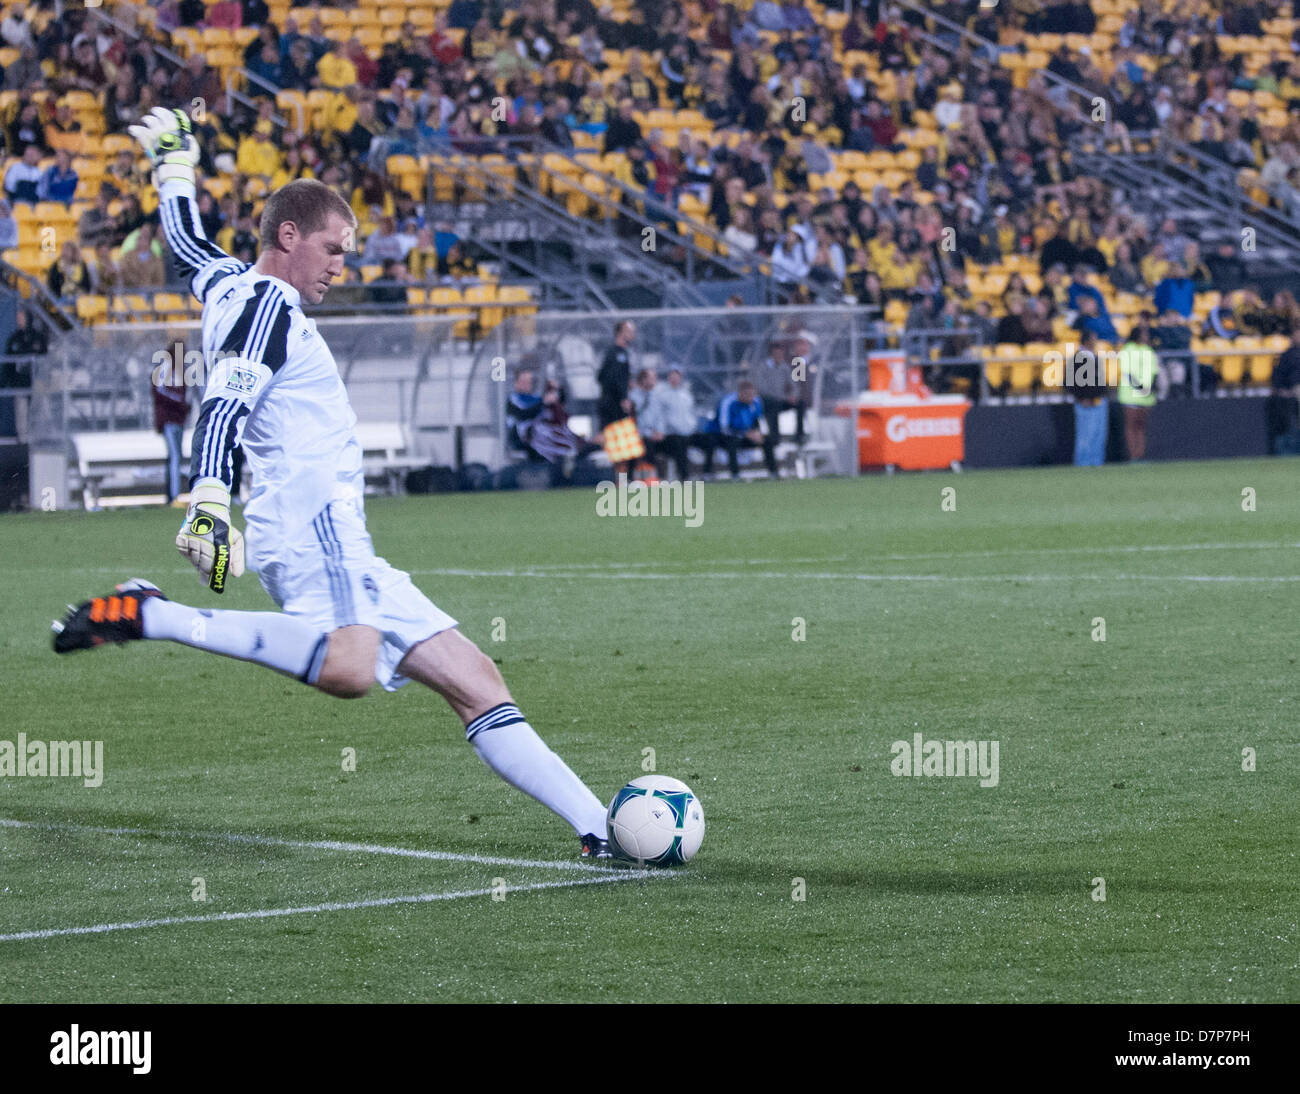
[177,479,245,594]
[127,106,200,189]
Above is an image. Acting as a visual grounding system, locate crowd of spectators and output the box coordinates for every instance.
[2,0,1300,390]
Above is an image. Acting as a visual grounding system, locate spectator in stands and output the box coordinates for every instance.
[282,37,319,91]
[87,242,124,296]
[771,227,810,297]
[0,198,17,251]
[153,367,189,506]
[1117,319,1159,461]
[604,98,642,154]
[172,52,223,109]
[68,37,107,93]
[120,223,166,290]
[3,45,41,93]
[368,259,411,305]
[723,206,758,254]
[1026,294,1057,343]
[439,240,477,281]
[1267,326,1300,454]
[1039,220,1080,273]
[7,102,46,156]
[1107,241,1146,294]
[1205,240,1247,292]
[107,147,145,193]
[707,380,778,480]
[1073,293,1118,344]
[994,296,1031,346]
[405,227,438,281]
[637,365,698,480]
[37,149,77,206]
[3,144,43,206]
[362,216,408,265]
[540,97,574,149]
[46,240,91,299]
[1153,262,1195,318]
[236,121,282,182]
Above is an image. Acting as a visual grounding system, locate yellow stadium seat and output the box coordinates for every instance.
[153,293,187,318]
[76,295,108,325]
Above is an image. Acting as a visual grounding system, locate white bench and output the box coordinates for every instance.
[71,429,193,509]
[354,421,426,495]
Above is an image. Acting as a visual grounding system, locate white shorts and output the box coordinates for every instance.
[253,493,457,691]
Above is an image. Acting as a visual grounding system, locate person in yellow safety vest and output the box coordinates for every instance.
[1117,319,1159,461]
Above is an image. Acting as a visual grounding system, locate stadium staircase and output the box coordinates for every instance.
[414,144,768,311]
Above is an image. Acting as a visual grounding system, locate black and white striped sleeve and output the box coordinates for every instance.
[188,282,292,490]
[156,178,247,305]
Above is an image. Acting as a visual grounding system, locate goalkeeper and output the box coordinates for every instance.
[51,108,615,859]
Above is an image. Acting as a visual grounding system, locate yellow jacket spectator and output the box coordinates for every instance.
[44,103,84,155]
[1140,250,1170,288]
[106,149,145,193]
[468,18,497,62]
[236,122,282,180]
[269,153,315,193]
[407,228,439,281]
[441,242,476,279]
[317,51,358,91]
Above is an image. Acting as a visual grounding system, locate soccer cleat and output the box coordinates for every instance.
[52,579,165,654]
[579,833,614,860]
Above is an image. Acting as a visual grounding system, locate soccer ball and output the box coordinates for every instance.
[606,775,705,865]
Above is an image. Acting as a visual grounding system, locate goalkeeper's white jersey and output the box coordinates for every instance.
[157,179,363,567]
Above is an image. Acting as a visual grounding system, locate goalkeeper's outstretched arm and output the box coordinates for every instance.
[129,107,246,304]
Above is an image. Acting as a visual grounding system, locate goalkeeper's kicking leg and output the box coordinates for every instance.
[52,581,613,859]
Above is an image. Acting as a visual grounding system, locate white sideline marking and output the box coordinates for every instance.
[408,568,1300,584]
[0,818,621,873]
[0,872,664,943]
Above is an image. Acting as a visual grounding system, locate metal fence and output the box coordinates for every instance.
[13,305,1283,508]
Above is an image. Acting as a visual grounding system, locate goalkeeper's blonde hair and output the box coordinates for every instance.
[259,179,356,251]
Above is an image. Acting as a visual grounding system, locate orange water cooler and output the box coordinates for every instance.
[836,351,972,471]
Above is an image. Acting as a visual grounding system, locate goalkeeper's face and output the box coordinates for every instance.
[287,212,352,305]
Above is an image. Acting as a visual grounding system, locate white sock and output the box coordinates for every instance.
[141,597,328,683]
[466,704,608,837]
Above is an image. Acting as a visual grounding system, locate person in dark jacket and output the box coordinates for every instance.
[153,366,190,504]
[597,320,635,428]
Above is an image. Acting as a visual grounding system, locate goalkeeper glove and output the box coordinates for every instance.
[127,106,200,189]
[177,479,245,594]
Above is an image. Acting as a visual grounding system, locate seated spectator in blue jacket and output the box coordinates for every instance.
[1074,294,1119,344]
[1067,264,1107,313]
[703,380,778,479]
[37,150,78,205]
[1154,262,1195,317]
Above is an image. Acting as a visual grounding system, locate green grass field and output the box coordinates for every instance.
[1,459,1297,1002]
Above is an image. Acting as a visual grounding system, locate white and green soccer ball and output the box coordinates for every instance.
[606,775,705,866]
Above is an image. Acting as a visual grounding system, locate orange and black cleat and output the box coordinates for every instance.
[52,579,165,654]
[579,833,614,861]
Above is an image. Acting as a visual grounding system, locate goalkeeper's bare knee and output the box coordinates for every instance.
[315,625,381,699]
